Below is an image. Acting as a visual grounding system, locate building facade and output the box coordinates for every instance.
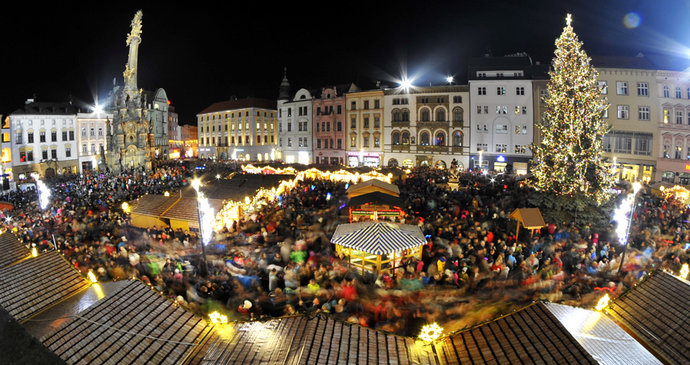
[383,85,470,169]
[278,87,313,164]
[9,99,79,177]
[77,111,111,173]
[312,85,354,165]
[197,98,278,162]
[656,69,690,183]
[468,55,536,174]
[593,57,658,183]
[346,89,385,167]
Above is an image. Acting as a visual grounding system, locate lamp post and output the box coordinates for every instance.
[192,178,213,277]
[617,182,642,273]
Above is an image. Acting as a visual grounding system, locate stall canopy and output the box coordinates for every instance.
[347,179,399,199]
[510,208,545,241]
[347,191,403,209]
[331,222,425,255]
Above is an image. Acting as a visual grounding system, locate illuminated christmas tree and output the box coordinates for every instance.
[531,14,613,204]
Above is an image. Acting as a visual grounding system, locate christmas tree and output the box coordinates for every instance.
[531,14,613,204]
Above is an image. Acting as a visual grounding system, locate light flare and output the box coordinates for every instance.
[197,193,214,246]
[681,263,689,280]
[595,293,610,311]
[88,270,98,283]
[31,173,50,210]
[209,311,228,325]
[419,322,443,343]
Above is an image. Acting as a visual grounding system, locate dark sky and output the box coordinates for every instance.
[3,0,690,124]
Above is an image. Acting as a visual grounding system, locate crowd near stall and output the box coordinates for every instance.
[0,161,688,337]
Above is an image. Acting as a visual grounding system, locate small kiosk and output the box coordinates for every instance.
[510,208,546,242]
[332,222,426,274]
[347,179,404,223]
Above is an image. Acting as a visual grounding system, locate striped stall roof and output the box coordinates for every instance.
[606,272,690,365]
[0,231,30,267]
[41,280,211,365]
[331,222,426,255]
[186,315,436,365]
[0,251,89,322]
[437,302,597,364]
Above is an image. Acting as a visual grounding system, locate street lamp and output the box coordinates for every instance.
[192,178,213,276]
[617,181,642,272]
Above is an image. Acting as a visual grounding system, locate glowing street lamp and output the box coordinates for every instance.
[418,323,443,343]
[616,181,642,272]
[192,178,213,276]
[446,75,454,84]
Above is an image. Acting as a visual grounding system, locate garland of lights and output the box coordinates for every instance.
[531,14,614,204]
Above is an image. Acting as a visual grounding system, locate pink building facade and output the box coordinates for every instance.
[313,86,349,165]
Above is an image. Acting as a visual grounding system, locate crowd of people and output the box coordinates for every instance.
[1,161,688,337]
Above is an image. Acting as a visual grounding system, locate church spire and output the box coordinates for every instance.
[278,67,290,101]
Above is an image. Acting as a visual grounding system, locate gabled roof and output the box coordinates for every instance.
[438,302,597,364]
[0,232,30,268]
[185,315,436,365]
[347,191,403,209]
[347,179,399,199]
[41,280,211,365]
[198,98,277,115]
[606,272,690,365]
[0,251,89,322]
[331,222,426,255]
[509,208,546,229]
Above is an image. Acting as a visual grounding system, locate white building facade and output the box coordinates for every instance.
[278,88,314,164]
[77,111,111,173]
[469,55,536,174]
[9,100,79,178]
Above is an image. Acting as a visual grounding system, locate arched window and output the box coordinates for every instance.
[392,131,401,145]
[387,158,399,167]
[453,107,464,122]
[401,131,410,145]
[436,109,446,122]
[420,131,430,146]
[435,131,446,146]
[453,131,463,146]
[402,109,410,121]
[392,109,401,122]
[420,109,430,122]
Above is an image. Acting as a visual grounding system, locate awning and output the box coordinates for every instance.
[347,191,403,208]
[331,222,425,255]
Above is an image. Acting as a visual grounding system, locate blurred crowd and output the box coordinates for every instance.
[2,163,688,336]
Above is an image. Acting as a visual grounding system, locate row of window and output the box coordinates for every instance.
[350,135,381,148]
[315,105,342,115]
[350,117,381,129]
[316,121,343,132]
[611,105,651,120]
[19,147,71,162]
[351,99,381,110]
[200,135,276,146]
[14,120,74,128]
[477,87,526,96]
[82,143,104,154]
[598,81,690,99]
[476,105,528,115]
[662,109,690,125]
[201,122,275,133]
[316,139,343,150]
[602,132,652,155]
[391,130,464,147]
[16,130,75,144]
[200,110,273,121]
[476,143,529,154]
[475,124,529,135]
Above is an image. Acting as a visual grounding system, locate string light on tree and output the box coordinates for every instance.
[531,13,614,204]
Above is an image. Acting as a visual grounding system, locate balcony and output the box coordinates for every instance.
[417,121,448,129]
[451,120,465,128]
[451,146,468,154]
[392,121,410,128]
[417,145,447,153]
[391,145,410,152]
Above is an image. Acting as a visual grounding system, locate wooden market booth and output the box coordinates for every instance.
[347,191,404,223]
[510,208,546,242]
[331,222,426,274]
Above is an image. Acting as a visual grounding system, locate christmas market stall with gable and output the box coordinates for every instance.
[331,222,426,274]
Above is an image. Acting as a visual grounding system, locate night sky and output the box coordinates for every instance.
[3,0,690,124]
